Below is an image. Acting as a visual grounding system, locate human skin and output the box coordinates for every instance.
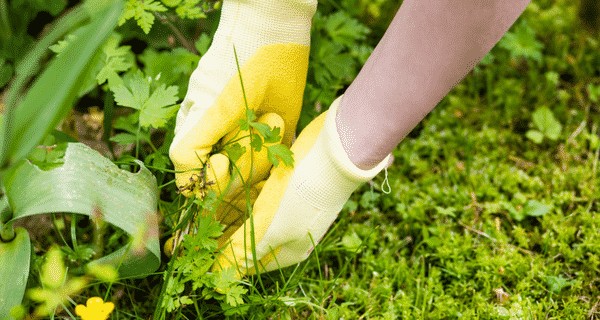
[336,0,533,170]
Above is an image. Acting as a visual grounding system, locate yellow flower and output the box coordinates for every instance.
[75,297,114,320]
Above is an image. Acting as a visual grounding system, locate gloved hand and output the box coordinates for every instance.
[166,0,317,257]
[169,0,317,203]
[213,96,393,277]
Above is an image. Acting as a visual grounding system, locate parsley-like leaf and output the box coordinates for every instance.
[119,0,168,34]
[140,84,179,128]
[324,11,370,46]
[267,144,294,168]
[111,70,179,128]
[224,143,246,164]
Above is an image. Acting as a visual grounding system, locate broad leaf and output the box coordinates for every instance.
[0,228,30,319]
[3,143,160,278]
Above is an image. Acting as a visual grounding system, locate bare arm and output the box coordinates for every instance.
[337,0,532,170]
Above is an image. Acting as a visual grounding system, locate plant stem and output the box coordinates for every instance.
[153,12,198,55]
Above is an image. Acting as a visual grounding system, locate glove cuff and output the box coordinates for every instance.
[323,95,392,182]
[291,95,392,212]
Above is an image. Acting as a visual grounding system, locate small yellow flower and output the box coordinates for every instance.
[75,297,114,320]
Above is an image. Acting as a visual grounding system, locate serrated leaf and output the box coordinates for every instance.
[130,71,150,104]
[110,133,138,145]
[262,126,281,144]
[140,84,179,128]
[97,57,132,85]
[325,11,370,46]
[162,0,182,7]
[145,0,168,11]
[267,144,294,168]
[225,285,247,307]
[111,84,141,109]
[249,122,274,141]
[144,84,179,111]
[224,143,245,164]
[140,104,178,129]
[139,10,155,34]
[250,133,263,152]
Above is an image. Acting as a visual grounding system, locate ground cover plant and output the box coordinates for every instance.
[1,0,600,318]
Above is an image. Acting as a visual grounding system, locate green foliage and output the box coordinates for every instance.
[525,106,563,143]
[498,19,545,64]
[160,214,248,314]
[4,0,600,318]
[111,69,179,129]
[119,0,168,34]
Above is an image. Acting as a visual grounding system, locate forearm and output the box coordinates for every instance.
[337,0,532,170]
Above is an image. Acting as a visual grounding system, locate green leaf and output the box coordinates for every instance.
[588,83,600,103]
[195,33,212,56]
[41,247,65,289]
[175,0,205,19]
[498,19,544,63]
[0,228,30,319]
[245,109,257,123]
[531,106,562,140]
[224,143,246,164]
[140,84,179,128]
[119,0,167,34]
[262,126,281,144]
[0,1,123,171]
[112,84,141,109]
[86,263,118,283]
[523,200,552,217]
[526,130,544,144]
[3,143,160,278]
[324,11,370,46]
[545,275,576,293]
[162,0,182,7]
[501,201,526,221]
[110,133,138,145]
[250,133,263,153]
[360,191,380,209]
[341,231,362,253]
[129,71,151,107]
[267,144,294,168]
[249,122,273,141]
[111,71,179,128]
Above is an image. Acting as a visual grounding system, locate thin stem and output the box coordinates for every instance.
[153,12,198,55]
[70,213,80,255]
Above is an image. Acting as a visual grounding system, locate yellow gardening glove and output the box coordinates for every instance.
[166,0,317,256]
[213,96,393,277]
[169,0,316,199]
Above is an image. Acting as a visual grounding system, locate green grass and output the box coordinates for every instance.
[7,0,600,318]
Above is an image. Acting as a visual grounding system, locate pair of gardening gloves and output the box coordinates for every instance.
[168,0,392,278]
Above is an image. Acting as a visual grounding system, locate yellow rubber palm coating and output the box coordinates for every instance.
[170,43,310,198]
[214,96,393,277]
